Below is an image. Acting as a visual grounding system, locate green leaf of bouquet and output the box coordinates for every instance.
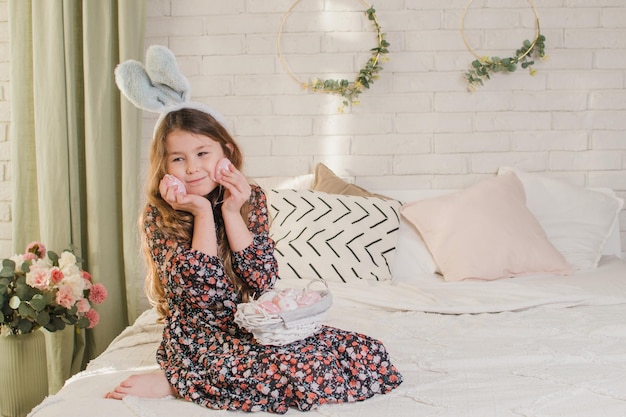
[48,251,59,266]
[51,305,66,315]
[15,278,37,301]
[17,318,33,333]
[1,260,15,277]
[1,302,11,317]
[1,269,14,279]
[50,316,66,332]
[2,258,15,267]
[36,311,50,326]
[29,294,48,312]
[42,292,54,305]
[0,279,9,293]
[18,301,37,319]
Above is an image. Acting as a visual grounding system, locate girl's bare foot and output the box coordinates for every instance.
[104,370,177,400]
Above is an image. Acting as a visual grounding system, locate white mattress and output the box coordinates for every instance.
[29,256,626,417]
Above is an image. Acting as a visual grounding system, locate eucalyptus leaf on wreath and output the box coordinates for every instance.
[278,3,389,112]
[465,34,546,90]
[461,0,546,90]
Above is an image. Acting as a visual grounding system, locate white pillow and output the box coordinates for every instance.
[498,167,624,270]
[390,215,439,283]
[268,189,401,283]
[400,172,572,281]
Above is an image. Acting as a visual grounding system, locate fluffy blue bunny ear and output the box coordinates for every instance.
[115,45,228,136]
[145,45,190,103]
[115,45,190,113]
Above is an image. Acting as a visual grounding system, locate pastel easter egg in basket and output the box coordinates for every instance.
[258,300,282,314]
[296,291,322,307]
[275,296,299,312]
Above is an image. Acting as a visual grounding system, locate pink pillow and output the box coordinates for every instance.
[399,173,572,281]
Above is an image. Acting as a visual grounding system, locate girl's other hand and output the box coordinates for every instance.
[159,176,212,216]
[213,158,231,182]
[216,161,251,214]
[162,174,187,195]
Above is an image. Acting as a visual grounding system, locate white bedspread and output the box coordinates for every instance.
[29,256,626,417]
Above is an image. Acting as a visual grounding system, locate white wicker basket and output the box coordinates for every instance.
[234,280,333,346]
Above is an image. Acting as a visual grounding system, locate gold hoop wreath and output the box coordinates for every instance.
[461,0,546,90]
[277,0,389,111]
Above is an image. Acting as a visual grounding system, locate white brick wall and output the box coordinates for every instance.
[1,0,625,257]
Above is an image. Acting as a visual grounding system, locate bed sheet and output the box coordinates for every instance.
[29,256,626,417]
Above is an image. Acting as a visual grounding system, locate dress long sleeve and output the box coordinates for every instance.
[231,186,278,294]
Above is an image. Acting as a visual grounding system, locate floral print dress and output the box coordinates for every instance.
[144,185,403,414]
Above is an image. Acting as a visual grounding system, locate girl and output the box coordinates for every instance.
[105,107,403,413]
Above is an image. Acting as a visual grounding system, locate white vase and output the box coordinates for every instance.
[0,330,49,417]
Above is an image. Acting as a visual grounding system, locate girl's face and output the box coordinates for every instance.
[164,129,227,196]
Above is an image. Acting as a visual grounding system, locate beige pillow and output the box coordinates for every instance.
[399,172,572,282]
[311,163,377,197]
[252,174,314,191]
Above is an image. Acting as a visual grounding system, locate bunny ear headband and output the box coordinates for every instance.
[114,45,226,134]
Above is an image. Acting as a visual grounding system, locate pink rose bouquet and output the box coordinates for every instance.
[0,242,107,335]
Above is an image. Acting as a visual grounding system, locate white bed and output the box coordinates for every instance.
[29,170,626,417]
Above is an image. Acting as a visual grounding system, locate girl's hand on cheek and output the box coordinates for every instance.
[218,163,251,214]
[159,177,212,216]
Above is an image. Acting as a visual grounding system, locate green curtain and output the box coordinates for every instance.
[9,0,146,394]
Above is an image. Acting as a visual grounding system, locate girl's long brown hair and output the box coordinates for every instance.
[142,108,252,320]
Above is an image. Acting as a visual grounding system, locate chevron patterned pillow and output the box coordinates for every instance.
[268,189,402,283]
